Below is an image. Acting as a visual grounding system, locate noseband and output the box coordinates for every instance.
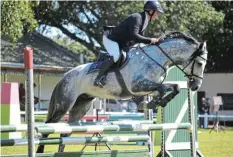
[182,53,207,80]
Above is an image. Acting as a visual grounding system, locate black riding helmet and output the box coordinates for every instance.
[144,0,164,20]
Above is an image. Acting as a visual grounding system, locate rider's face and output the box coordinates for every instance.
[150,10,159,21]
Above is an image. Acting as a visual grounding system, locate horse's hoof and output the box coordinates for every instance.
[159,101,168,107]
[98,84,104,88]
[36,148,43,153]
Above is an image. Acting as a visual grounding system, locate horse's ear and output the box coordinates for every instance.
[199,41,207,50]
[202,41,207,50]
[199,42,203,49]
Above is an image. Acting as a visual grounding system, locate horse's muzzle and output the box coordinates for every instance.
[188,78,200,91]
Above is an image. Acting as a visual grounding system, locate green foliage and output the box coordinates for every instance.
[1,0,38,42]
[33,1,228,71]
[206,1,233,72]
[80,1,224,40]
[34,1,146,53]
[147,1,224,40]
[1,1,230,71]
[34,1,223,51]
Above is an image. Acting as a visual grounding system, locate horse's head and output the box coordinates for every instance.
[183,41,208,91]
[157,31,208,91]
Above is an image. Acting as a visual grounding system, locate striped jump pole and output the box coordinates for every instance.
[1,124,28,132]
[35,123,192,134]
[1,135,150,146]
[0,123,72,133]
[0,120,153,133]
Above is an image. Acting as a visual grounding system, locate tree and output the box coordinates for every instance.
[207,1,233,72]
[149,1,224,39]
[33,1,224,58]
[34,1,138,52]
[1,0,38,42]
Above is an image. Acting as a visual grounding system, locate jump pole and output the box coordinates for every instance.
[24,47,35,157]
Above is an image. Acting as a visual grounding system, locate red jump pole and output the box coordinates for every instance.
[24,47,35,157]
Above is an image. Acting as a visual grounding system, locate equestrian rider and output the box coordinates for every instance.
[94,0,164,88]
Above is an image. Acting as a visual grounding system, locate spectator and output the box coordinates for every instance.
[19,83,26,111]
[19,83,40,111]
[205,97,211,115]
[19,83,25,101]
[199,97,209,128]
[202,98,209,114]
[33,83,39,110]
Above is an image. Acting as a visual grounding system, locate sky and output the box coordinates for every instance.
[35,9,100,46]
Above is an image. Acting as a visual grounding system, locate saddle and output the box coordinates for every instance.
[87,50,128,74]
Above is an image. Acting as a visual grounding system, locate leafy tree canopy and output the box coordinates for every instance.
[1,0,38,42]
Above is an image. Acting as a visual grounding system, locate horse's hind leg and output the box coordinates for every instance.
[36,106,70,153]
[36,110,67,153]
[36,82,79,153]
[58,94,94,152]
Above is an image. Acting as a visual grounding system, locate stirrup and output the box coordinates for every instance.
[94,76,106,88]
[94,80,104,88]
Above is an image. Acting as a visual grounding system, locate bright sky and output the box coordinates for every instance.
[36,24,100,47]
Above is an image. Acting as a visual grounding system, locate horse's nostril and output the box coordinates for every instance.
[192,86,198,91]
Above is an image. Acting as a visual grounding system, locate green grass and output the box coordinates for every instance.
[197,129,233,157]
[1,129,233,157]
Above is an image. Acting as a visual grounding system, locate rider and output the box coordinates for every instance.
[94,0,164,88]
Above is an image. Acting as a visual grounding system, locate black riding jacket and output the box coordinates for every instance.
[108,12,151,49]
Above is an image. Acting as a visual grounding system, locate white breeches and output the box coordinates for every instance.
[103,35,120,63]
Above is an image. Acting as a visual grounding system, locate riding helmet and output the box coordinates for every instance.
[144,0,164,14]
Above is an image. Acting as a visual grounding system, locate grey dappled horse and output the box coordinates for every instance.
[37,32,208,153]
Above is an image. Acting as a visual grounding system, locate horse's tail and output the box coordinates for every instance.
[45,84,58,123]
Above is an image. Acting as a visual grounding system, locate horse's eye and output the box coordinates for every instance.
[197,62,203,66]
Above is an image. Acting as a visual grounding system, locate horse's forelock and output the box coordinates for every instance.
[189,44,206,60]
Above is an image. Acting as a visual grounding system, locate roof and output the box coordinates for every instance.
[1,32,83,72]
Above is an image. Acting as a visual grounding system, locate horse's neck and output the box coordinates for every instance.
[158,39,196,67]
[124,39,195,72]
[139,45,169,67]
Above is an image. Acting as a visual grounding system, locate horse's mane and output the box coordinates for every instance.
[160,31,199,45]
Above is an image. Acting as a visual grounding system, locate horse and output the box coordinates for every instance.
[36,32,208,153]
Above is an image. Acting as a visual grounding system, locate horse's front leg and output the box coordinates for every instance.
[136,84,180,110]
[158,83,180,107]
[132,82,167,110]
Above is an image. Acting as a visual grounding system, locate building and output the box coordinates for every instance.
[199,73,233,115]
[1,32,84,110]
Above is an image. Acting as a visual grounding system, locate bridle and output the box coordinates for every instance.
[181,52,207,80]
[139,40,207,81]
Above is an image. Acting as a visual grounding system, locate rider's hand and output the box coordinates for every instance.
[151,38,159,44]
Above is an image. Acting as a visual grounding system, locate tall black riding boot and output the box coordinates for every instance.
[94,57,114,88]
